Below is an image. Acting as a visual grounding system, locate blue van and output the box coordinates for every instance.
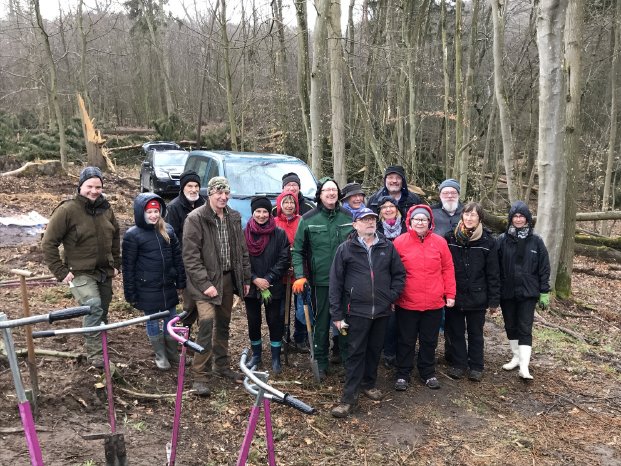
[184,150,317,226]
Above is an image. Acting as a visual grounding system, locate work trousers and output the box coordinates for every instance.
[444,308,486,371]
[310,285,330,371]
[500,298,537,346]
[395,307,442,382]
[191,272,234,382]
[341,315,388,404]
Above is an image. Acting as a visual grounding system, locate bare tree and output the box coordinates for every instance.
[220,0,238,150]
[490,0,517,202]
[328,0,346,186]
[535,0,568,288]
[294,0,312,159]
[310,0,330,177]
[556,0,584,298]
[33,0,67,169]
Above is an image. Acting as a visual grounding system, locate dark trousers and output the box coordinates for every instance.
[382,311,398,358]
[500,298,537,346]
[245,297,284,343]
[444,308,486,371]
[341,315,388,404]
[395,307,443,381]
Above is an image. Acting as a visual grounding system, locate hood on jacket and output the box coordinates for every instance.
[507,201,532,229]
[314,176,342,207]
[405,204,435,236]
[133,192,166,229]
[276,191,300,218]
[383,165,411,200]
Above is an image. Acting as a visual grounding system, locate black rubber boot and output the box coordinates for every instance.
[270,344,282,374]
[330,335,341,364]
[246,342,262,369]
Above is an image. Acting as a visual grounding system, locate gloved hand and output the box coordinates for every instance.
[292,277,308,294]
[538,293,550,310]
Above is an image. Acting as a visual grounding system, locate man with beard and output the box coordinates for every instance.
[165,170,205,327]
[367,165,425,218]
[42,167,121,367]
[431,178,464,364]
[431,179,463,238]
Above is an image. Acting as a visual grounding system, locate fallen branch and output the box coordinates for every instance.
[0,426,52,434]
[14,348,83,359]
[1,160,63,177]
[534,319,588,343]
[572,266,621,280]
[116,386,191,399]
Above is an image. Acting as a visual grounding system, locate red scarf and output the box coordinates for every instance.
[244,217,276,256]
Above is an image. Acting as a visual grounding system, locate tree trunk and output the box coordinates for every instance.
[295,0,312,160]
[535,0,568,289]
[453,0,464,182]
[556,0,584,298]
[328,0,346,186]
[601,0,621,235]
[220,0,238,151]
[310,0,330,177]
[33,0,67,170]
[441,0,451,177]
[490,0,517,202]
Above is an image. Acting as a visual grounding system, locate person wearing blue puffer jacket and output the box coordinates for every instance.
[122,193,186,371]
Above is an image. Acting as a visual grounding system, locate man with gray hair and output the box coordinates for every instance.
[183,176,251,396]
[431,179,463,237]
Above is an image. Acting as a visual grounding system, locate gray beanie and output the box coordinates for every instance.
[410,207,430,220]
[78,166,103,189]
[439,178,460,194]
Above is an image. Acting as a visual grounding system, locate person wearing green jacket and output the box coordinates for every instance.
[42,167,121,367]
[292,177,353,378]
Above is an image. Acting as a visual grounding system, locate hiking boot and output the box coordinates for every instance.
[423,377,441,390]
[394,378,409,391]
[468,370,483,382]
[292,341,310,354]
[318,368,328,381]
[383,355,396,370]
[362,388,384,401]
[192,381,211,397]
[331,402,358,418]
[330,335,341,364]
[447,366,465,380]
[214,366,244,384]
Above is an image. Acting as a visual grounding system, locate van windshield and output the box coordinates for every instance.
[224,159,316,198]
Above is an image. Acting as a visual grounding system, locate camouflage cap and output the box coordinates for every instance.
[207,176,230,194]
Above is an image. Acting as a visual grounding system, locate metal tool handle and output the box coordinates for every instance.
[279,393,316,415]
[48,306,91,323]
[165,311,205,354]
[183,340,205,354]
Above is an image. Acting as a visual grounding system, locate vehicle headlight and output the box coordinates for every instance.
[155,169,169,179]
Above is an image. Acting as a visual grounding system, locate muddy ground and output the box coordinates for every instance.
[0,166,620,466]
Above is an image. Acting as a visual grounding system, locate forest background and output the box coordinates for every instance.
[0,0,620,299]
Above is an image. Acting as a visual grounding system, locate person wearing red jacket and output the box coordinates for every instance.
[392,204,456,391]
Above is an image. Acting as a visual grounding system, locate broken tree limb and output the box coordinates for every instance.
[534,315,589,343]
[1,160,63,177]
[574,234,621,250]
[574,243,621,262]
[572,266,621,280]
[77,93,115,172]
[575,211,621,221]
[15,348,83,359]
[116,386,191,399]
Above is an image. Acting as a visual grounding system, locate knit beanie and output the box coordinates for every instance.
[179,170,201,191]
[251,196,272,214]
[439,178,461,194]
[282,172,301,189]
[78,166,103,189]
[207,176,230,194]
[145,199,161,211]
[377,195,399,210]
[410,207,430,220]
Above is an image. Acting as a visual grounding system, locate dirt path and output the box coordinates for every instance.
[0,168,620,465]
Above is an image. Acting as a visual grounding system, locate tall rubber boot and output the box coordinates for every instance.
[270,343,282,375]
[246,341,262,369]
[518,345,534,380]
[330,335,341,364]
[502,340,520,371]
[164,335,180,365]
[148,335,171,371]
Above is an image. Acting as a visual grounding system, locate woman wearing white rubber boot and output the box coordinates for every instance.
[497,201,551,380]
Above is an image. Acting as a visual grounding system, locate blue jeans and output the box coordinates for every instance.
[281,288,313,343]
[145,307,176,337]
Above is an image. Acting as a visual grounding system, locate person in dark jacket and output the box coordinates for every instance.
[122,194,185,370]
[498,201,551,380]
[165,170,205,324]
[367,165,425,217]
[292,177,353,379]
[376,195,407,370]
[244,196,291,374]
[329,208,406,418]
[340,182,366,217]
[445,203,500,382]
[42,166,121,367]
[280,172,314,215]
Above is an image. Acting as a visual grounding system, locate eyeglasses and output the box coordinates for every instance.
[441,190,459,197]
[321,188,338,193]
[411,217,428,224]
[380,205,396,210]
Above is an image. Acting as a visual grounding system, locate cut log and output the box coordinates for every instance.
[574,243,621,262]
[572,266,621,280]
[574,234,621,250]
[576,211,621,221]
[0,160,63,177]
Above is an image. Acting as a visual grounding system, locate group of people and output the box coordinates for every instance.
[41,164,550,418]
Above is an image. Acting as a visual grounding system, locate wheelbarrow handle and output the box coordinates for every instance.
[48,306,91,323]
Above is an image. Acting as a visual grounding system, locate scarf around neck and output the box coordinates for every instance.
[245,217,276,256]
[455,221,483,245]
[382,215,403,239]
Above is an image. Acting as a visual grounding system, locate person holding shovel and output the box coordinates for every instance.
[243,196,290,374]
[122,194,185,371]
[42,166,121,368]
[329,207,405,418]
